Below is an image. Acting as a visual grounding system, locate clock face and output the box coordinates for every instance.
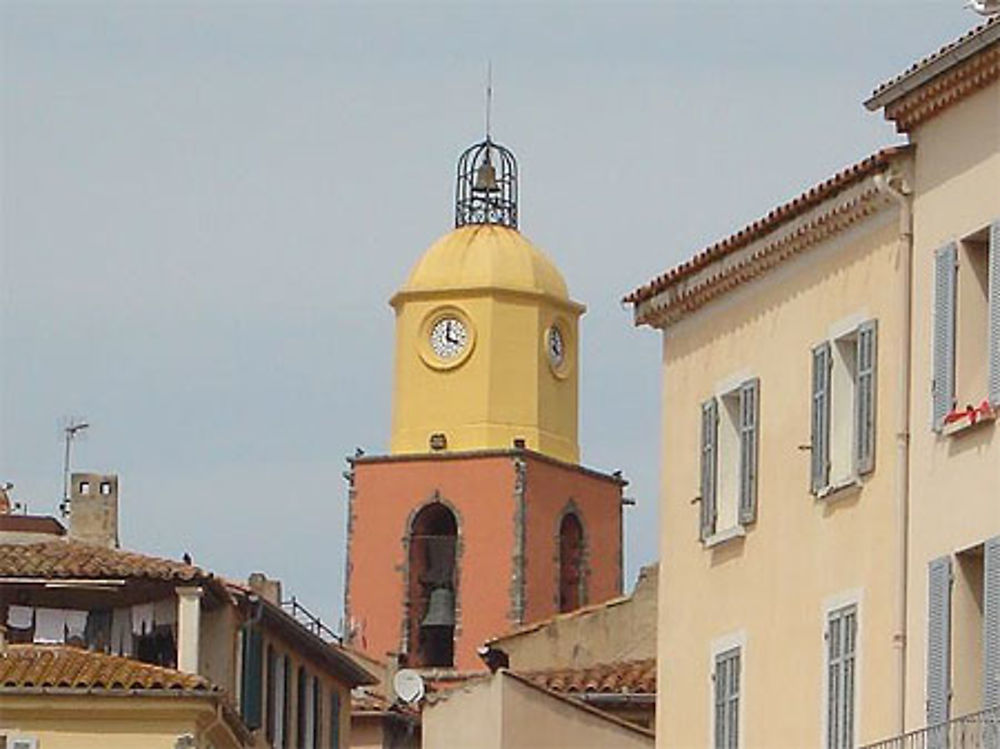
[430,317,468,360]
[547,326,566,369]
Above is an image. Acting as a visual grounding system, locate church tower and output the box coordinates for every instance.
[344,136,625,672]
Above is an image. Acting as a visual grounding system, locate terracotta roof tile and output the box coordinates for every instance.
[0,644,215,691]
[517,659,656,695]
[624,147,908,307]
[0,540,212,585]
[868,16,999,103]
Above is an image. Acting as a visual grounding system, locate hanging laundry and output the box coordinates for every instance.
[111,607,132,656]
[34,608,68,643]
[7,605,33,630]
[64,610,88,641]
[153,597,177,627]
[131,602,154,636]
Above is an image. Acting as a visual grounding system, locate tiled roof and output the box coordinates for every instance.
[488,594,631,644]
[0,644,215,691]
[0,515,66,536]
[867,16,999,105]
[623,147,907,307]
[0,540,213,585]
[516,659,656,696]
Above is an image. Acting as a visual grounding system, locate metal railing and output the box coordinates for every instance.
[861,707,1000,749]
[281,595,342,644]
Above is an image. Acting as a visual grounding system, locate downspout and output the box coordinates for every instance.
[874,168,913,736]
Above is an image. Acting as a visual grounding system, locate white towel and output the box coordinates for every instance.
[34,608,68,643]
[153,597,176,627]
[7,605,33,629]
[111,607,132,656]
[131,602,154,636]
[64,609,88,639]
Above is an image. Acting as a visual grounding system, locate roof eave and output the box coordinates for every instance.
[865,21,1000,111]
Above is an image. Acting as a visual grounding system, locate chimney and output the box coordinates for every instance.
[68,472,119,548]
[247,573,282,606]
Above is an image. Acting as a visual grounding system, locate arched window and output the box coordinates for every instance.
[408,502,458,667]
[559,512,585,613]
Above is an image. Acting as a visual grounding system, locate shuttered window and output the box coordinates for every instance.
[989,220,1000,406]
[984,537,1000,709]
[827,605,857,749]
[273,651,287,748]
[714,648,740,749]
[812,342,832,493]
[927,556,952,730]
[297,666,308,749]
[329,689,342,749]
[855,321,877,475]
[701,398,718,540]
[933,244,958,431]
[313,676,322,749]
[266,646,277,743]
[810,320,878,494]
[738,379,759,525]
[240,625,263,729]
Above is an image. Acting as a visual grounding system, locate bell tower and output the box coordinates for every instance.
[344,135,625,672]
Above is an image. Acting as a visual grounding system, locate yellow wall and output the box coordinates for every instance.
[904,79,1000,730]
[0,694,242,749]
[655,208,904,747]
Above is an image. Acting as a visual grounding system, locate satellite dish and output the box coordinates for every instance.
[393,669,425,704]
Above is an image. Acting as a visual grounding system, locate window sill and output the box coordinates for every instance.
[815,478,863,502]
[942,402,996,437]
[703,525,746,548]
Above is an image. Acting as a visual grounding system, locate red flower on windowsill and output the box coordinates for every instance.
[944,400,995,426]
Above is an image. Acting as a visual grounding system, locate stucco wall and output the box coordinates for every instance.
[656,207,903,747]
[904,78,1000,729]
[421,672,654,749]
[494,564,656,671]
[0,695,241,749]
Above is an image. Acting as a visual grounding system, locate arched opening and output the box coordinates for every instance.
[558,512,585,613]
[407,502,458,667]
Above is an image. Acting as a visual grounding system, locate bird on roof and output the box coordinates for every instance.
[182,552,192,565]
[965,0,1000,15]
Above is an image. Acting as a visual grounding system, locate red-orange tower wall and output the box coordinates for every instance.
[344,450,623,671]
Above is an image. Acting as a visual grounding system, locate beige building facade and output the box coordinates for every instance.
[627,18,999,749]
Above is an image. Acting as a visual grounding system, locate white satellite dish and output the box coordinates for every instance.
[393,669,425,704]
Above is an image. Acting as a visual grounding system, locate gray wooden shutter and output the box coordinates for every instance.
[988,220,1000,406]
[240,625,263,729]
[984,537,1000,709]
[811,342,831,493]
[329,689,342,749]
[933,243,957,431]
[700,399,718,540]
[855,321,877,475]
[927,556,952,731]
[739,378,759,524]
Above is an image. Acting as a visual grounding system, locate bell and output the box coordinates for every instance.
[473,161,500,193]
[421,587,455,627]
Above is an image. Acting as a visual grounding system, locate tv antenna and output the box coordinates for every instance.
[60,418,90,517]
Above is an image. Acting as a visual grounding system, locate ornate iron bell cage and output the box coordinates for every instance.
[454,138,518,230]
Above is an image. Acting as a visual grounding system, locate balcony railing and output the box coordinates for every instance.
[281,596,342,644]
[861,707,1000,749]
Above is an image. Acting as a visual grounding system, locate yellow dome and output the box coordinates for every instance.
[397,225,569,301]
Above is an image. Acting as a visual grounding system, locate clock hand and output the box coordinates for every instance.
[445,321,458,344]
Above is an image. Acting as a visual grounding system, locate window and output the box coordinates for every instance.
[932,220,1000,431]
[99,481,112,495]
[714,647,740,749]
[408,502,458,667]
[272,653,288,748]
[329,689,342,749]
[826,605,857,749]
[266,646,277,744]
[811,320,877,494]
[312,676,321,749]
[558,512,585,613]
[239,625,263,729]
[700,379,759,542]
[78,481,90,495]
[297,666,308,749]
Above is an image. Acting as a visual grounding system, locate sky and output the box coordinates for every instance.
[1,1,978,630]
